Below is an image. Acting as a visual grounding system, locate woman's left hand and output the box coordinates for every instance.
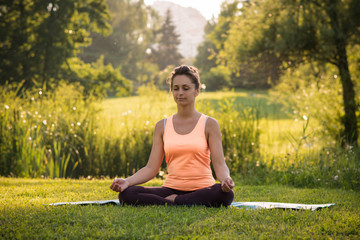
[221,177,235,192]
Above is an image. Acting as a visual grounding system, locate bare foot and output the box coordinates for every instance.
[165,194,178,203]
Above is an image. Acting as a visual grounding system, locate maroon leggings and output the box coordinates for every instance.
[119,184,234,207]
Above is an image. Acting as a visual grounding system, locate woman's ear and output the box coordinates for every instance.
[195,88,200,97]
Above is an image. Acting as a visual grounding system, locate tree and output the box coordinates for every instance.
[79,0,159,82]
[223,0,360,146]
[151,9,183,70]
[0,0,111,91]
[194,21,218,74]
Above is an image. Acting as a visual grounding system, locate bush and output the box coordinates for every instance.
[202,66,232,91]
[271,62,347,143]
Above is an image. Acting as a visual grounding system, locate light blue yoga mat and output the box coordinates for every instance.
[48,199,335,211]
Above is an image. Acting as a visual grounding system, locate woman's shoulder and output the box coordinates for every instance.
[204,115,220,133]
[204,115,219,126]
[155,119,165,130]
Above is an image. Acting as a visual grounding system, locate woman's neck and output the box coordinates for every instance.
[176,104,199,119]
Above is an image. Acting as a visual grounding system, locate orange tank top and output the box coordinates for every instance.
[162,114,216,191]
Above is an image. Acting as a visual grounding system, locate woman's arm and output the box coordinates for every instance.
[206,117,235,192]
[110,119,165,192]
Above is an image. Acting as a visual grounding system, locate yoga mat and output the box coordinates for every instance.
[48,199,335,211]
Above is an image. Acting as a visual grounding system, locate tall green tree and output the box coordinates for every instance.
[151,9,182,70]
[223,0,360,146]
[194,21,217,74]
[79,0,158,82]
[0,0,111,91]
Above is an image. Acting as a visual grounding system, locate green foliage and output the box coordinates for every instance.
[1,178,359,239]
[0,87,259,179]
[1,87,359,190]
[271,62,344,141]
[150,9,183,70]
[152,65,173,90]
[79,0,158,82]
[194,22,218,74]
[0,0,111,91]
[202,65,232,91]
[0,83,100,178]
[64,57,132,98]
[268,147,360,190]
[221,0,360,145]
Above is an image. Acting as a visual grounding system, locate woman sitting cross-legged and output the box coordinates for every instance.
[110,65,234,207]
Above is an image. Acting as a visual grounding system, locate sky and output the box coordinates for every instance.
[144,0,225,20]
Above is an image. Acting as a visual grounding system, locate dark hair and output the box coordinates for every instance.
[169,65,201,91]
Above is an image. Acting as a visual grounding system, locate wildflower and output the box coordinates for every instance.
[256,161,260,167]
[77,122,81,126]
[334,74,337,79]
[4,105,9,109]
[28,137,32,141]
[302,115,308,121]
[73,107,76,111]
[317,178,321,181]
[74,134,77,138]
[334,175,338,181]
[145,121,149,125]
[251,142,255,146]
[159,171,164,177]
[39,90,42,95]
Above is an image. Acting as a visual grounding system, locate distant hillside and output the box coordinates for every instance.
[151,1,207,58]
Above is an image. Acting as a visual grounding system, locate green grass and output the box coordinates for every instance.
[100,89,321,160]
[1,177,359,239]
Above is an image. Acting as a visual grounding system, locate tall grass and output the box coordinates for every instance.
[1,84,359,190]
[0,85,260,179]
[0,83,99,178]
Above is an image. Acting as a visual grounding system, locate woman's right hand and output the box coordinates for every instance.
[110,178,129,192]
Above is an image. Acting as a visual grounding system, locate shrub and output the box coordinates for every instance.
[202,66,232,91]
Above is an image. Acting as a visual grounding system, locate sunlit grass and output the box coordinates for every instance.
[99,89,323,164]
[1,177,359,239]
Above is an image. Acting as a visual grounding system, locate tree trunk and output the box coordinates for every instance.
[336,46,358,147]
[327,0,358,147]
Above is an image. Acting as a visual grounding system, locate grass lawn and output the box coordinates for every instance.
[1,178,359,239]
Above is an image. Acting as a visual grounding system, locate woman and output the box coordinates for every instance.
[110,65,234,207]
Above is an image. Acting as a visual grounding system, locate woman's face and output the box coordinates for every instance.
[172,75,199,105]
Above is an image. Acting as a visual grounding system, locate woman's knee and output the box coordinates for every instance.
[118,186,138,204]
[213,184,234,206]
